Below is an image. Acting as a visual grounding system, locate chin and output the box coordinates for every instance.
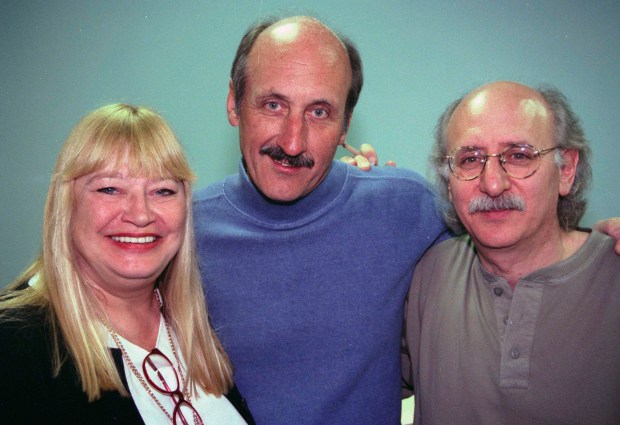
[266,191,304,203]
[465,223,518,247]
[472,232,521,250]
[259,182,307,203]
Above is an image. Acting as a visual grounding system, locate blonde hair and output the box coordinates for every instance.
[0,104,233,400]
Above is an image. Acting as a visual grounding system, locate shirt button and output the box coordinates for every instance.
[493,287,504,296]
[510,348,520,359]
[503,317,510,325]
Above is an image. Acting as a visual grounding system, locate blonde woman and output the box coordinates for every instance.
[0,104,254,424]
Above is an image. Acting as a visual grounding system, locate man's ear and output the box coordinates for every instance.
[339,113,352,145]
[226,80,240,127]
[559,149,579,196]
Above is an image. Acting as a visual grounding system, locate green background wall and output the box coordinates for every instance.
[1,0,619,286]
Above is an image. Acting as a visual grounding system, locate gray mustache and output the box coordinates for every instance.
[468,193,526,213]
[259,145,314,168]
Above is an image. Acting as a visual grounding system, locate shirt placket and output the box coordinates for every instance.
[490,279,544,388]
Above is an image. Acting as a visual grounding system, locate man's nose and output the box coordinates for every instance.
[278,113,307,156]
[478,156,511,196]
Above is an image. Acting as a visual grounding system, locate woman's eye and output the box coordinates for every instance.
[97,187,118,195]
[155,188,176,196]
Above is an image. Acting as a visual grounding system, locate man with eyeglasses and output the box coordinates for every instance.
[401,81,620,424]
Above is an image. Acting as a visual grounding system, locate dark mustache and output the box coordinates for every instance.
[259,145,314,168]
[468,193,526,213]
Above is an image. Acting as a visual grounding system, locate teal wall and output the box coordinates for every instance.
[1,0,619,286]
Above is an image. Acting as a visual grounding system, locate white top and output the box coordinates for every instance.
[106,315,247,425]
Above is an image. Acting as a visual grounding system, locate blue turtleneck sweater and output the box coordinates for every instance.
[193,160,447,425]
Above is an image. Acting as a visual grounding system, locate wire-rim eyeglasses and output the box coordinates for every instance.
[443,144,560,181]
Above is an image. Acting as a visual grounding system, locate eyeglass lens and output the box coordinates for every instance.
[174,401,203,425]
[143,349,204,425]
[143,350,180,393]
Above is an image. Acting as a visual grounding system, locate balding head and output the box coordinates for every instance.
[451,81,550,127]
[230,16,363,127]
[446,81,554,158]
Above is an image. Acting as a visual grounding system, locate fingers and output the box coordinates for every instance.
[340,142,396,169]
[360,144,378,166]
[340,155,357,166]
[593,218,620,255]
[353,154,372,170]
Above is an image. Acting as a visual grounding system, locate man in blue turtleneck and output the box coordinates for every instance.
[193,15,447,425]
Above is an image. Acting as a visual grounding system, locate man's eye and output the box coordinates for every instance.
[514,152,534,161]
[266,102,280,111]
[311,108,327,118]
[97,187,118,194]
[461,156,478,164]
[459,154,483,166]
[506,148,535,162]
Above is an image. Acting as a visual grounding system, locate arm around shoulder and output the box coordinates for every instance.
[594,218,620,255]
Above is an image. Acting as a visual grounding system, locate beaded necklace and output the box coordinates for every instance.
[104,289,198,424]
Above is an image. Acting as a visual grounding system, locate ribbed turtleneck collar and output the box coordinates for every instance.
[222,159,349,228]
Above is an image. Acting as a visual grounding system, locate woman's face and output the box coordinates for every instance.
[71,163,186,297]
